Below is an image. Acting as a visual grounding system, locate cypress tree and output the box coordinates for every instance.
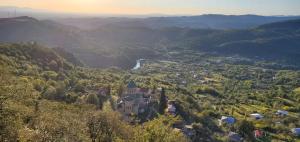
[159,88,167,114]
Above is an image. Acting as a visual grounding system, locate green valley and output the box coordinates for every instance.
[0,42,299,141]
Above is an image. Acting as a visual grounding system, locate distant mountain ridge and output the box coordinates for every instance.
[204,19,300,64]
[0,16,87,49]
[56,14,300,30]
[0,16,299,68]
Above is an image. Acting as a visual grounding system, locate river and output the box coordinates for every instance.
[132,59,144,70]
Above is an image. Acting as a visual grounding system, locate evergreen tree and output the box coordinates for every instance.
[117,83,124,97]
[159,88,167,114]
[86,94,100,107]
[236,120,255,141]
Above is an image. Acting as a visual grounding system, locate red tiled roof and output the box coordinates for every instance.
[254,130,263,138]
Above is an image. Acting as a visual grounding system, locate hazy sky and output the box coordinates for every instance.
[0,0,300,15]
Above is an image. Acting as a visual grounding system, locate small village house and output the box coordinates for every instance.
[250,113,264,120]
[182,125,195,137]
[167,100,176,115]
[228,132,243,142]
[254,130,265,139]
[291,128,300,136]
[275,110,288,116]
[219,116,235,126]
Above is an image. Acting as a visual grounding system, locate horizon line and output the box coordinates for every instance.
[0,6,300,18]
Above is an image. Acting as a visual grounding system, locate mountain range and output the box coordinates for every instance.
[55,14,300,30]
[0,15,299,68]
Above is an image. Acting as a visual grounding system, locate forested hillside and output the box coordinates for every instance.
[0,43,188,141]
[0,43,299,141]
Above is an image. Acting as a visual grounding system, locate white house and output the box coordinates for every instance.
[291,128,300,136]
[276,110,288,116]
[167,104,176,115]
[250,113,264,120]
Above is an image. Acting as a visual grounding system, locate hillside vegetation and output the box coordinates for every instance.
[0,43,299,141]
[0,43,188,142]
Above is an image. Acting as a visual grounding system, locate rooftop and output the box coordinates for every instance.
[127,80,137,88]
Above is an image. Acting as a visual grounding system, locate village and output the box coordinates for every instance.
[110,79,300,141]
[114,80,198,138]
[116,54,300,141]
[76,53,300,141]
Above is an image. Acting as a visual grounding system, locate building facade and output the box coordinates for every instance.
[117,81,159,122]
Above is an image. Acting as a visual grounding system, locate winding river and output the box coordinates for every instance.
[132,59,144,70]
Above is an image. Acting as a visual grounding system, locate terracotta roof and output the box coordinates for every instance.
[254,130,264,138]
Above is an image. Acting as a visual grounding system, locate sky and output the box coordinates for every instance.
[0,0,300,15]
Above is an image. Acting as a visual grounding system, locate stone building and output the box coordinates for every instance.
[117,81,159,122]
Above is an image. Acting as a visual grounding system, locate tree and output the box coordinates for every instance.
[134,116,188,142]
[54,81,66,100]
[42,86,57,100]
[236,120,255,141]
[74,80,86,93]
[87,111,133,142]
[117,83,124,97]
[86,94,100,107]
[48,60,59,71]
[159,87,167,114]
[42,71,58,81]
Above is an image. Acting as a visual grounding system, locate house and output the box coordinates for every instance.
[276,110,288,116]
[182,125,195,137]
[123,81,156,98]
[167,104,176,115]
[193,74,198,78]
[219,116,235,126]
[228,132,243,142]
[291,128,300,136]
[250,113,264,120]
[254,130,264,139]
[117,94,149,116]
[167,100,176,115]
